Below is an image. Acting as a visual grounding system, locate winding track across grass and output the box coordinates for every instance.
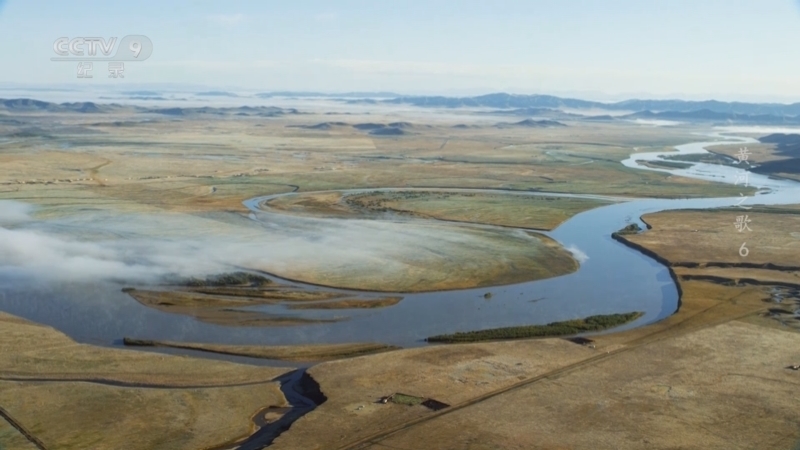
[0,405,50,450]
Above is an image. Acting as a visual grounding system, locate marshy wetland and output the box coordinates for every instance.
[1,98,800,449]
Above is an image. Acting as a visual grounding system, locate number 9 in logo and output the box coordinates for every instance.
[129,41,142,58]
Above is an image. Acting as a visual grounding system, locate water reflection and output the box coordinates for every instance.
[1,133,798,348]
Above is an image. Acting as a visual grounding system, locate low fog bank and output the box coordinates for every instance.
[0,200,35,223]
[566,245,589,263]
[0,200,533,285]
[0,226,226,283]
[0,200,226,283]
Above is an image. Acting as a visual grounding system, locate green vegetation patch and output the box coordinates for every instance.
[426,312,643,343]
[612,223,643,237]
[662,152,739,167]
[390,393,426,406]
[644,159,693,169]
[343,190,612,230]
[181,271,272,287]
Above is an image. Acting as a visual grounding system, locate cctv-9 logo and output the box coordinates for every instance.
[52,35,153,61]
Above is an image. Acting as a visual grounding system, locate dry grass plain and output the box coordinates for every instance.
[270,225,578,292]
[268,205,800,450]
[0,312,292,450]
[269,339,597,450]
[122,286,396,326]
[268,279,798,450]
[122,340,400,362]
[0,418,40,450]
[1,112,750,212]
[1,103,794,449]
[268,190,614,230]
[355,320,800,450]
[0,108,755,295]
[0,381,284,450]
[618,206,800,335]
[628,205,800,266]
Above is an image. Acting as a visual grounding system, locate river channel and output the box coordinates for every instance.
[0,132,798,352]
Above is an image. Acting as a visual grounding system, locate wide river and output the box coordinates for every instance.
[1,132,798,356]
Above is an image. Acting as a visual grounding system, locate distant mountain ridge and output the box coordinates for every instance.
[0,98,125,113]
[196,91,239,97]
[758,133,800,157]
[384,93,800,116]
[751,133,800,177]
[496,119,567,128]
[0,98,298,116]
[256,91,402,99]
[2,95,800,125]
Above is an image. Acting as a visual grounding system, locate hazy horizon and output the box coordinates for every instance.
[1,0,800,103]
[3,83,800,106]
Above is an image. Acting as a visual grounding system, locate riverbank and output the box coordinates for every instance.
[265,189,614,230]
[268,262,798,450]
[122,339,400,362]
[3,105,800,448]
[0,312,294,450]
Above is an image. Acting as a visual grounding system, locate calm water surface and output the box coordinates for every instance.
[1,133,798,348]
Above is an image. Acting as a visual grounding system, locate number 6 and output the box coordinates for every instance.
[739,242,749,257]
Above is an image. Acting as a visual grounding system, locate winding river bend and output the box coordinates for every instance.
[0,132,798,351]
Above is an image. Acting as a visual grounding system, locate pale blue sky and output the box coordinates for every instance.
[1,0,800,101]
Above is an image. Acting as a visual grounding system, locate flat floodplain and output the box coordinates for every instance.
[268,189,614,230]
[623,206,800,267]
[0,312,290,450]
[268,206,800,450]
[1,99,799,449]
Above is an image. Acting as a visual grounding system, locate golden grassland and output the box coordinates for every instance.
[268,190,613,230]
[673,265,800,285]
[0,381,284,450]
[269,206,800,450]
[122,339,400,362]
[613,205,800,336]
[1,114,751,218]
[277,227,579,292]
[347,191,609,230]
[124,288,346,326]
[0,313,289,385]
[623,206,800,267]
[0,312,292,450]
[2,107,795,449]
[0,418,40,450]
[270,337,599,450]
[124,283,403,327]
[357,319,800,450]
[125,286,346,304]
[0,110,756,295]
[270,279,793,450]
